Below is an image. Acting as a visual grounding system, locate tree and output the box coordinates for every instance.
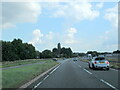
[113,50,120,54]
[42,49,53,58]
[36,50,40,59]
[57,43,61,57]
[65,48,73,58]
[61,47,73,58]
[86,51,98,57]
[39,52,42,59]
[2,41,19,61]
[52,48,58,58]
[2,38,37,61]
[78,53,86,57]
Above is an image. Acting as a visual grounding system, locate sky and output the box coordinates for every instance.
[0,0,119,53]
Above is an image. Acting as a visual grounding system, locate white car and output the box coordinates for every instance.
[89,57,110,70]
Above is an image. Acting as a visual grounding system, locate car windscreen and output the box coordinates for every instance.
[95,57,105,60]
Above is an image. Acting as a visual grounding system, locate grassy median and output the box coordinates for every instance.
[2,59,47,68]
[2,60,59,88]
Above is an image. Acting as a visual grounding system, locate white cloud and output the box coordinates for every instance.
[104,4,118,29]
[45,32,54,40]
[52,0,99,22]
[65,27,78,44]
[29,29,43,45]
[0,2,41,29]
[96,2,103,9]
[101,4,118,50]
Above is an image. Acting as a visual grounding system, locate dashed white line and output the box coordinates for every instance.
[100,79,118,90]
[83,68,92,74]
[79,65,81,68]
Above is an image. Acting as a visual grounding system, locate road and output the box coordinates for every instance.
[27,59,119,89]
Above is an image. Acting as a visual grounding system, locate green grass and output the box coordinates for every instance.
[106,58,120,69]
[0,70,2,89]
[2,60,59,88]
[110,62,120,69]
[2,59,47,68]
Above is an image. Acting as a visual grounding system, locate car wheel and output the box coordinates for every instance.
[106,67,109,70]
[92,64,95,70]
[89,64,91,69]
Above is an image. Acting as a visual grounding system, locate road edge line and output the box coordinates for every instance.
[18,63,60,89]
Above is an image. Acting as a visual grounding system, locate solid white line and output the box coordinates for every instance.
[50,60,67,75]
[100,79,118,90]
[33,65,60,89]
[33,81,42,89]
[50,69,55,74]
[43,75,49,80]
[50,65,60,74]
[83,68,92,74]
[50,67,57,74]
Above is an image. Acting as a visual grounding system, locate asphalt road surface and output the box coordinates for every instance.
[27,59,119,89]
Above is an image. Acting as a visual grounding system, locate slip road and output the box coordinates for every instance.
[27,59,119,89]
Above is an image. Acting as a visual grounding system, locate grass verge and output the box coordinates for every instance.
[2,59,47,68]
[2,60,59,88]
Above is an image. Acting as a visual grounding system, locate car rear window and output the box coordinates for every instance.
[95,57,105,60]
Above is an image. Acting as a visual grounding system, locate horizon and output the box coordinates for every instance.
[1,38,118,53]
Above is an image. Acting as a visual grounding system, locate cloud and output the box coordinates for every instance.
[101,4,118,50]
[96,2,104,9]
[29,29,43,46]
[0,2,41,29]
[104,4,118,29]
[45,32,54,40]
[64,27,78,44]
[52,0,99,22]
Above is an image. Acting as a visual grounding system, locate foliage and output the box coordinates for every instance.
[113,50,120,54]
[2,39,36,61]
[2,38,118,61]
[2,40,74,61]
[42,49,53,58]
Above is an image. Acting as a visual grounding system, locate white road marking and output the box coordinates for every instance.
[50,69,55,74]
[79,65,81,68]
[50,65,60,74]
[33,64,61,89]
[100,79,118,90]
[33,81,42,89]
[83,68,92,74]
[32,60,69,89]
[111,68,118,71]
[43,75,49,80]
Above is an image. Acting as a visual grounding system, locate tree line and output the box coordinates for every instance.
[2,39,36,61]
[2,39,73,61]
[2,38,119,61]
